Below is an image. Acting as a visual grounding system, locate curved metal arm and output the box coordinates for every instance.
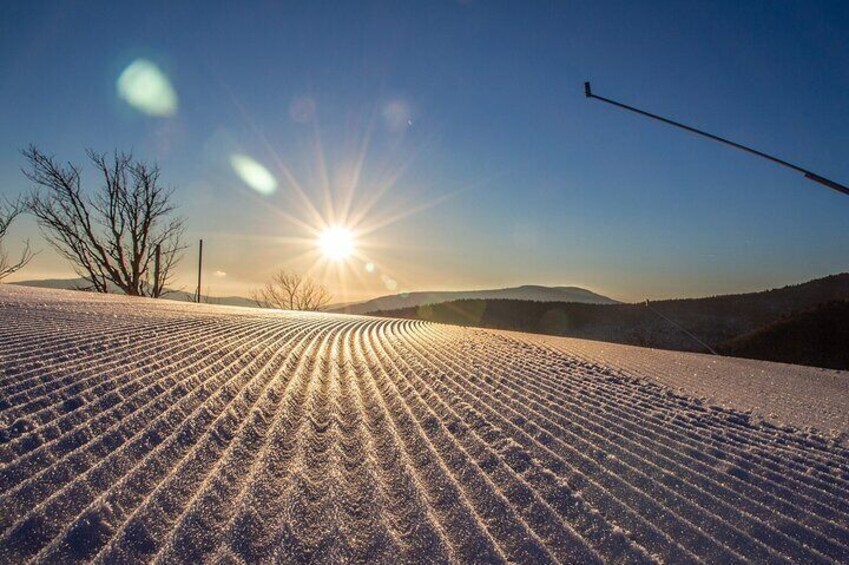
[584,82,849,197]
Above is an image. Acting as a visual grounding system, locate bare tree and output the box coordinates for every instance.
[251,270,331,311]
[0,198,35,280]
[22,145,186,296]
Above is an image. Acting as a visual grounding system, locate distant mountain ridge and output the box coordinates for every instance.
[7,278,617,313]
[332,284,619,315]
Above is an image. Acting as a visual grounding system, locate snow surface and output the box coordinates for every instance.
[508,331,849,438]
[1,284,848,564]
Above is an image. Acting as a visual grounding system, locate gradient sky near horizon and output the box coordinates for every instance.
[1,0,847,304]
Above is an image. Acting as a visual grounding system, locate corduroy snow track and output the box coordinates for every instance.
[1,285,847,564]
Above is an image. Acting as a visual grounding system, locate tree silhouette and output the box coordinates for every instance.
[23,145,185,296]
[251,270,331,311]
[0,198,35,280]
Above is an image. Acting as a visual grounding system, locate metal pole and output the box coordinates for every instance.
[196,239,203,303]
[584,82,849,197]
[153,243,161,298]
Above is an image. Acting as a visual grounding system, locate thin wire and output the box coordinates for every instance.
[644,299,719,356]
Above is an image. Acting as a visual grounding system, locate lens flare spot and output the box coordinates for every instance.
[116,59,178,117]
[381,274,398,291]
[365,262,375,273]
[318,227,355,261]
[230,154,277,195]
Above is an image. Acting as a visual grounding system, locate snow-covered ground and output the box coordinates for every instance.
[1,285,847,563]
[511,331,849,437]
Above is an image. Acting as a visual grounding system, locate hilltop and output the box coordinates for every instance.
[332,284,619,315]
[373,273,849,369]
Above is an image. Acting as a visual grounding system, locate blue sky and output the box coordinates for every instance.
[1,0,847,303]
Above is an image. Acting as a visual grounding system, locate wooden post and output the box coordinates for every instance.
[196,239,203,303]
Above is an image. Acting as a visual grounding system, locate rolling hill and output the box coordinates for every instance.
[10,279,618,314]
[332,285,619,315]
[0,285,847,563]
[372,273,849,368]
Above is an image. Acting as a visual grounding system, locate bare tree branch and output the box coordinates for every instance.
[0,198,36,280]
[251,270,331,311]
[22,145,186,296]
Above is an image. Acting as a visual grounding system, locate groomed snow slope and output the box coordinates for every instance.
[508,332,849,437]
[1,285,848,564]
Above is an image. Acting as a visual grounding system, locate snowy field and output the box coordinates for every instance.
[1,285,848,564]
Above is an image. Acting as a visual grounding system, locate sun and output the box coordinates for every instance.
[318,226,355,261]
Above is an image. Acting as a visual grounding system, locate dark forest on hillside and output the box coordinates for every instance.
[718,300,849,370]
[373,273,849,369]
